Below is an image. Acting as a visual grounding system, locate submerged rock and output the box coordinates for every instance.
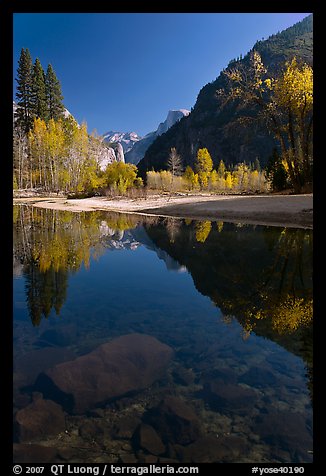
[144,396,201,445]
[78,420,104,442]
[118,454,138,464]
[134,423,166,455]
[239,366,277,388]
[35,333,174,414]
[253,411,312,455]
[202,381,256,412]
[13,444,58,463]
[14,347,76,387]
[174,435,248,463]
[112,415,142,440]
[14,397,66,442]
[172,365,195,386]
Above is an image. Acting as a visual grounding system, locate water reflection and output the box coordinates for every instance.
[14,206,312,334]
[143,218,313,337]
[13,205,313,463]
[142,216,313,401]
[13,206,152,325]
[13,205,313,380]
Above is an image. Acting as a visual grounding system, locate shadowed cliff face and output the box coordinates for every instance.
[138,15,313,175]
[125,109,190,165]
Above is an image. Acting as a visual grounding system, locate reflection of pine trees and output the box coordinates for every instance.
[14,206,99,325]
[25,265,68,326]
[13,205,145,325]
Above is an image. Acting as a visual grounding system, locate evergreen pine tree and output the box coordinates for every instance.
[45,64,65,120]
[31,58,47,120]
[15,48,33,132]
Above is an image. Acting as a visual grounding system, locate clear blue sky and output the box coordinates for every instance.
[13,13,311,137]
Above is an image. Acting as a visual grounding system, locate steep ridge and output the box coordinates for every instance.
[124,109,190,165]
[138,15,313,175]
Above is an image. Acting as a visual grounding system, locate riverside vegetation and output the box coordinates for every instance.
[14,38,312,199]
[12,17,313,463]
[138,14,313,194]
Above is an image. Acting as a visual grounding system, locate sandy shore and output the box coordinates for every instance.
[13,193,313,229]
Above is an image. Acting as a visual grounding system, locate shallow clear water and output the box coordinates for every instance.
[13,205,313,463]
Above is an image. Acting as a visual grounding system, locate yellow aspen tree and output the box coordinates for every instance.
[209,169,218,191]
[235,163,249,191]
[146,171,161,190]
[28,118,47,189]
[45,119,65,191]
[195,148,213,189]
[159,170,173,191]
[68,121,89,192]
[183,165,199,191]
[225,171,233,189]
[271,58,313,190]
[217,159,226,178]
[249,169,259,191]
[221,52,313,192]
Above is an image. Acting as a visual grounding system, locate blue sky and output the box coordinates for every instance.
[13,13,311,137]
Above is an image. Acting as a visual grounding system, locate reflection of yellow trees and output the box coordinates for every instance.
[13,205,19,223]
[195,221,212,243]
[13,206,146,325]
[14,207,155,271]
[271,297,313,333]
[241,295,313,336]
[105,213,140,232]
[14,208,143,274]
[216,221,224,233]
[208,227,312,337]
[30,211,103,273]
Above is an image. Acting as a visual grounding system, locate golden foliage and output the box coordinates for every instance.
[272,57,313,113]
[195,220,212,243]
[222,52,313,192]
[270,296,313,334]
[104,162,139,194]
[196,148,213,189]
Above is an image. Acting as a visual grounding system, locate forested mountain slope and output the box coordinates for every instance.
[138,15,313,175]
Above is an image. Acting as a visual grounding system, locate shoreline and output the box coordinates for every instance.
[13,193,313,229]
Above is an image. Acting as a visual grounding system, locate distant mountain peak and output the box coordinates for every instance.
[124,109,190,165]
[101,109,190,166]
[156,109,190,136]
[102,131,142,154]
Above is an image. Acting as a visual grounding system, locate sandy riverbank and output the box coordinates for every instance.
[13,193,313,229]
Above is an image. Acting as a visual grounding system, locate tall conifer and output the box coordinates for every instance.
[45,64,65,120]
[31,58,47,120]
[15,48,33,132]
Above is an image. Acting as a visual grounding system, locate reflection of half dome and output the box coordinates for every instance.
[99,221,110,236]
[177,266,188,273]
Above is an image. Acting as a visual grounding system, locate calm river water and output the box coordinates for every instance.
[13,205,313,463]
